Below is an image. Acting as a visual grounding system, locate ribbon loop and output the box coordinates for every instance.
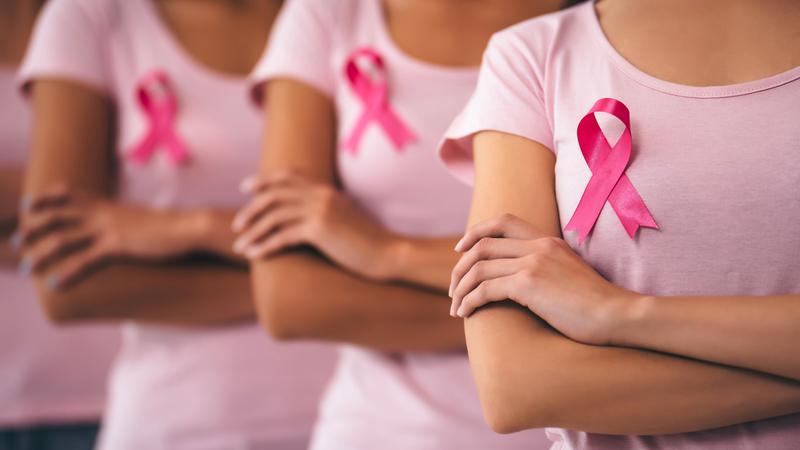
[564,98,658,244]
[127,70,189,166]
[342,47,416,155]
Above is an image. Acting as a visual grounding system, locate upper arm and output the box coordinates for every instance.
[20,0,116,194]
[23,80,114,312]
[465,132,563,431]
[259,79,336,182]
[469,131,558,230]
[25,80,114,196]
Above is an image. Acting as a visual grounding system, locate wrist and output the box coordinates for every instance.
[172,208,215,253]
[371,234,407,281]
[606,291,657,347]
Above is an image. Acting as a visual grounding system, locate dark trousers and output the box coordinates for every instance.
[0,423,99,450]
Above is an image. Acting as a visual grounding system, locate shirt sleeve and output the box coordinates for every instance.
[249,0,343,105]
[438,30,554,185]
[18,0,113,97]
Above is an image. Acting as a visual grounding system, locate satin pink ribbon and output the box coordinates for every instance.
[564,98,658,244]
[127,70,189,166]
[342,47,416,155]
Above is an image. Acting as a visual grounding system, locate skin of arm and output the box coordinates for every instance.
[611,293,800,381]
[462,131,800,434]
[0,167,22,222]
[22,80,255,325]
[0,167,22,266]
[248,78,464,351]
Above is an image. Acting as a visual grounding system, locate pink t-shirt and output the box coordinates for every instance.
[19,0,337,448]
[0,68,119,428]
[250,1,550,449]
[440,2,800,449]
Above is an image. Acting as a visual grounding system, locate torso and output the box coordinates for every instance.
[258,1,555,448]
[21,0,337,447]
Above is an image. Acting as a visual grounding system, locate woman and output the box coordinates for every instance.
[440,0,800,448]
[18,0,335,448]
[234,0,569,448]
[1,2,119,449]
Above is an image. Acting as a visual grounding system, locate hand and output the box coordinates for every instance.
[449,213,640,346]
[17,186,207,288]
[232,171,399,280]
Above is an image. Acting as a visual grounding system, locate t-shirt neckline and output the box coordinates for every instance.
[367,0,479,79]
[583,0,800,99]
[138,0,254,86]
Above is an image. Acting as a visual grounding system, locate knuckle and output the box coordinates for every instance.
[472,260,487,277]
[474,237,490,255]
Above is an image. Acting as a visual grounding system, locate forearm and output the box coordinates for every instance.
[252,249,465,352]
[468,303,800,435]
[382,235,460,291]
[36,260,255,326]
[613,293,800,380]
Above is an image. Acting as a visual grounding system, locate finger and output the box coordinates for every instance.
[233,205,305,253]
[46,243,109,290]
[455,276,515,318]
[19,207,84,248]
[243,224,307,259]
[232,188,305,232]
[450,258,521,317]
[449,237,532,297]
[22,184,75,212]
[238,170,307,194]
[455,213,543,252]
[21,229,94,275]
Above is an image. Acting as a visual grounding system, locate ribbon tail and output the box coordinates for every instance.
[608,175,659,239]
[343,113,373,156]
[377,109,416,151]
[127,131,159,165]
[165,132,190,166]
[564,192,602,245]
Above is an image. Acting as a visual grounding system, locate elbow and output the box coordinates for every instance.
[475,361,561,435]
[34,283,91,325]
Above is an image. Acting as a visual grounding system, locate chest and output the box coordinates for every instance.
[107,39,262,209]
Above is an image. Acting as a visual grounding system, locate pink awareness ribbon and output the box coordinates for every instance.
[564,98,658,244]
[127,70,189,166]
[342,47,416,155]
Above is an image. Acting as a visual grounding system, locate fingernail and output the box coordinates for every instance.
[454,238,464,252]
[20,196,32,212]
[46,275,59,290]
[239,176,257,194]
[8,232,22,250]
[232,240,245,253]
[18,258,32,276]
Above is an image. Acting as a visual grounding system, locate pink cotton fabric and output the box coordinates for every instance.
[250,1,551,449]
[440,2,800,449]
[19,0,337,448]
[0,68,119,428]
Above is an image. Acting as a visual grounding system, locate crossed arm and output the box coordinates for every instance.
[21,80,255,325]
[460,131,800,434]
[244,79,465,352]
